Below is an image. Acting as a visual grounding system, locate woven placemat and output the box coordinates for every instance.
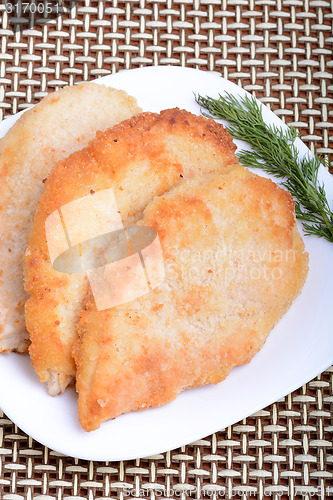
[0,1,332,499]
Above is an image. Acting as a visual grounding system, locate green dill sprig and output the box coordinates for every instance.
[196,92,333,242]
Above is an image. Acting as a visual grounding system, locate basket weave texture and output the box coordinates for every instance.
[0,1,332,499]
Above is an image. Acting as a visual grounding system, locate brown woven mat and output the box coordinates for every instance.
[0,1,332,498]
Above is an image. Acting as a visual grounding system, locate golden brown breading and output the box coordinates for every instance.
[24,108,237,395]
[0,82,141,354]
[74,165,308,431]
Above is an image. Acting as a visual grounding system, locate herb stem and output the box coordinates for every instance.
[196,93,333,242]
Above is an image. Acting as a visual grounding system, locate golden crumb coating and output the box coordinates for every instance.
[24,108,237,394]
[0,82,141,354]
[74,165,308,431]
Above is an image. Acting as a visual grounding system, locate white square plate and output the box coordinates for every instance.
[0,66,332,461]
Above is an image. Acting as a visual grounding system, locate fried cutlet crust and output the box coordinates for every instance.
[74,166,308,431]
[0,82,141,354]
[24,108,237,394]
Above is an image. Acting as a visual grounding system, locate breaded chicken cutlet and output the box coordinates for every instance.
[24,108,238,395]
[0,83,141,353]
[74,166,308,431]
